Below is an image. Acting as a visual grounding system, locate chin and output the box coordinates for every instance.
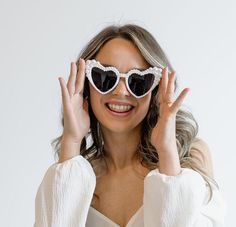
[100,121,141,134]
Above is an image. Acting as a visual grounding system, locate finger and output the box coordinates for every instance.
[161,67,168,102]
[157,74,164,104]
[165,71,175,102]
[75,58,86,94]
[58,77,70,108]
[67,62,77,97]
[171,88,190,113]
[157,85,162,104]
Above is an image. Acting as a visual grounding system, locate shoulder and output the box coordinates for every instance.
[189,137,214,178]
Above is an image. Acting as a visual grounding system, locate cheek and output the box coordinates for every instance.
[141,94,152,111]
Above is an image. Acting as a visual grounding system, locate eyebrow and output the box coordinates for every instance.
[101,63,148,71]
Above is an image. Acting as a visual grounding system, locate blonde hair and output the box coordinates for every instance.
[52,24,218,203]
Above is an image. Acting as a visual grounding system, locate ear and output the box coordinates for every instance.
[189,137,214,179]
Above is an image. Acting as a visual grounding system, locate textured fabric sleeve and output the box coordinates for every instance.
[34,155,96,227]
[143,168,226,227]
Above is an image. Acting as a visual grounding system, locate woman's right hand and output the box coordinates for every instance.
[58,58,90,145]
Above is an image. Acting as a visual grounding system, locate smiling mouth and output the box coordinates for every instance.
[105,103,134,113]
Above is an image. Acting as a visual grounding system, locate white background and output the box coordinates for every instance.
[0,0,235,226]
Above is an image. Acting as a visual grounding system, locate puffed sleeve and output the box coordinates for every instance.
[34,155,96,227]
[143,168,226,227]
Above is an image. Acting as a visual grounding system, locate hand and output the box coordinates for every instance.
[150,67,190,155]
[58,58,90,144]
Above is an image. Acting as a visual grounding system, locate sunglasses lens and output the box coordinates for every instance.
[128,73,155,96]
[91,67,117,92]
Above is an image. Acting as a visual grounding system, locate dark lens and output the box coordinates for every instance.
[91,67,117,92]
[128,73,155,96]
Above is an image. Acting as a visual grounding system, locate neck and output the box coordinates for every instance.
[101,125,141,173]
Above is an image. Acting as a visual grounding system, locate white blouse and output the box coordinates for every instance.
[34,155,226,227]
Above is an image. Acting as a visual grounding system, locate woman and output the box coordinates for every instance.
[34,24,226,227]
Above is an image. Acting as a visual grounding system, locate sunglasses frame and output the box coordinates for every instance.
[85,59,162,98]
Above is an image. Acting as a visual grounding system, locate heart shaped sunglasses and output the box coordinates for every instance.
[85,59,162,98]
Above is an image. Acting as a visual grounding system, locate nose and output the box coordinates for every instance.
[111,77,131,97]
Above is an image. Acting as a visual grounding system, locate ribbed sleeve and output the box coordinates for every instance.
[143,168,226,227]
[34,155,96,227]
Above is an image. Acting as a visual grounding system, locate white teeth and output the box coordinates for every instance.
[107,104,133,112]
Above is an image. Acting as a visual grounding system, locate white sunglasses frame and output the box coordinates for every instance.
[85,59,163,98]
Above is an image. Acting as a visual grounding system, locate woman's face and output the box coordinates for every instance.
[89,37,152,133]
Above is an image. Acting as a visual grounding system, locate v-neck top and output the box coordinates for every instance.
[34,155,226,227]
[87,205,144,227]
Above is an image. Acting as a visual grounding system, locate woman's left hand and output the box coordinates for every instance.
[150,67,189,174]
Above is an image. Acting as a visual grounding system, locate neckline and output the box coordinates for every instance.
[89,204,143,227]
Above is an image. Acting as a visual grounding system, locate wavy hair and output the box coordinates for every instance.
[51,23,218,203]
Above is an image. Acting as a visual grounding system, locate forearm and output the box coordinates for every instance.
[35,154,96,227]
[143,166,222,227]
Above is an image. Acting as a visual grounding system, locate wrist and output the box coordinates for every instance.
[155,143,178,156]
[158,149,181,176]
[59,137,82,163]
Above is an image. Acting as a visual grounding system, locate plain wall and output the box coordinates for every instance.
[0,0,235,226]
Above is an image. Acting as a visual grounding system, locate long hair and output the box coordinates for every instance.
[51,24,218,203]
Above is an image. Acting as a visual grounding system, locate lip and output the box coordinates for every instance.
[105,102,135,117]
